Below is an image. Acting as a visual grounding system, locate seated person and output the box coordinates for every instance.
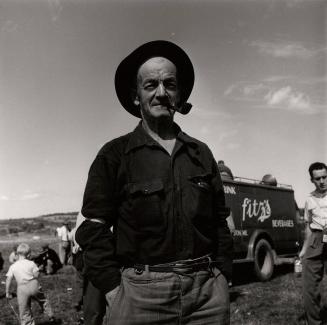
[261,174,277,186]
[32,244,62,275]
[217,160,234,180]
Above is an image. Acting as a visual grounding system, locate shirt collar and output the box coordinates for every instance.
[311,190,327,199]
[124,121,199,154]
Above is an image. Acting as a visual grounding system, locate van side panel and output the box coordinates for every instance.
[223,180,299,260]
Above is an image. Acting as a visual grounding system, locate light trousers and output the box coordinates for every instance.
[58,241,70,265]
[107,266,230,325]
[17,279,53,325]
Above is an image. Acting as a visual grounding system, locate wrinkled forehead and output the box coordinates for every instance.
[312,168,327,179]
[136,56,177,80]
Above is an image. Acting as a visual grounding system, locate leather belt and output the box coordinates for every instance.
[133,255,215,274]
[311,228,323,232]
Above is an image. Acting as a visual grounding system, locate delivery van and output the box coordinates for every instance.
[223,176,303,281]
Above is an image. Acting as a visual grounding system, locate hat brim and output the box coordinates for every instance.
[115,40,194,118]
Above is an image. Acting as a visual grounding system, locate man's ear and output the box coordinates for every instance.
[134,97,140,106]
[131,87,139,106]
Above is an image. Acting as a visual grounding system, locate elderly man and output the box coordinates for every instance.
[76,40,233,324]
[300,162,327,325]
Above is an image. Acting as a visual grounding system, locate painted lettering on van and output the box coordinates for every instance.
[232,229,248,237]
[223,185,236,195]
[272,219,294,228]
[242,198,271,222]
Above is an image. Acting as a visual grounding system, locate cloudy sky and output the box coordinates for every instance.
[0,0,326,219]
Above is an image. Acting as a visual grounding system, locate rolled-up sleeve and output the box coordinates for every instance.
[75,145,121,293]
[75,221,121,293]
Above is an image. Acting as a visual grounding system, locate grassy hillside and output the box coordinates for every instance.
[0,213,78,239]
[0,234,314,325]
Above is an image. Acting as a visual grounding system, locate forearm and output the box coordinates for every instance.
[75,220,121,293]
[5,277,12,295]
[299,223,312,257]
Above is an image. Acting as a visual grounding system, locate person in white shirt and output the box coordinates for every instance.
[299,162,327,325]
[56,221,71,265]
[6,243,55,325]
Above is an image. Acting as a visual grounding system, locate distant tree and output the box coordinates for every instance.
[21,222,29,232]
[35,222,45,230]
[0,228,8,236]
[8,227,19,234]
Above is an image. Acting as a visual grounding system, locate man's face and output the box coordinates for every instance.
[135,57,180,121]
[311,168,327,193]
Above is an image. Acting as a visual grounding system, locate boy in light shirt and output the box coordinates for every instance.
[6,243,55,325]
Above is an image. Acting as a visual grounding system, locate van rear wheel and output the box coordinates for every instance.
[253,239,274,281]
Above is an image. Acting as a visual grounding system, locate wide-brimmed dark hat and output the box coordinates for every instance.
[115,40,195,118]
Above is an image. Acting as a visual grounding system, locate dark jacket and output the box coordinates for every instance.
[33,248,62,272]
[76,123,233,293]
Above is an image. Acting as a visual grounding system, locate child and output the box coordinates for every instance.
[6,243,55,325]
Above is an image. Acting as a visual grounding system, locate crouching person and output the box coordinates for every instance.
[5,243,55,325]
[33,244,62,275]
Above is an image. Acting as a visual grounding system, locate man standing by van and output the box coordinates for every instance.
[300,162,327,325]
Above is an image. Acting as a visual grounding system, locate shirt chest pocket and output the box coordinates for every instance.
[183,174,214,221]
[128,179,165,233]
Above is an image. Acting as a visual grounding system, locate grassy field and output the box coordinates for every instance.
[0,235,316,325]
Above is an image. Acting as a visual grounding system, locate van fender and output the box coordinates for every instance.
[246,230,277,264]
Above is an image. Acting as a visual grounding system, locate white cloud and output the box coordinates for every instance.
[224,82,269,100]
[264,86,316,114]
[224,81,320,114]
[251,40,317,59]
[243,83,267,96]
[21,193,41,200]
[0,192,42,201]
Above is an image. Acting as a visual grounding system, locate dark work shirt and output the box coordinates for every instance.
[32,248,62,272]
[76,122,233,293]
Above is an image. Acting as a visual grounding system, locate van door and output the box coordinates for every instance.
[223,181,248,259]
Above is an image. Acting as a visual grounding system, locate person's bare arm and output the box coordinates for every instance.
[299,222,312,258]
[5,275,13,298]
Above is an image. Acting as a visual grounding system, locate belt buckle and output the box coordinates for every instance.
[134,265,144,275]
